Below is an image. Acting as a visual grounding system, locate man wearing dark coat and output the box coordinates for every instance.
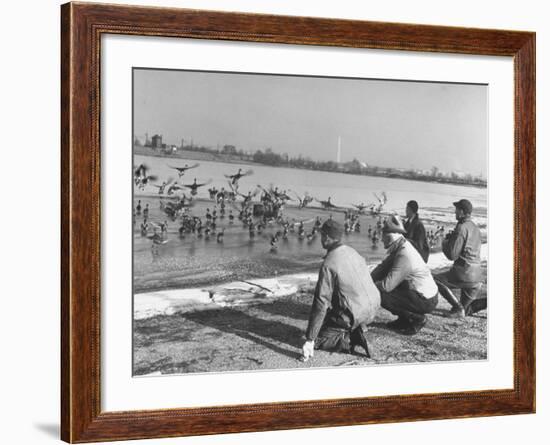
[385,200,430,263]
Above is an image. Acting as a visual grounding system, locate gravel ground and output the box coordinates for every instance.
[133,264,487,376]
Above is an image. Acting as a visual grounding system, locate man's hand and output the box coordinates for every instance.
[302,340,314,361]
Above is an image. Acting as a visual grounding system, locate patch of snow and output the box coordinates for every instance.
[134,244,487,320]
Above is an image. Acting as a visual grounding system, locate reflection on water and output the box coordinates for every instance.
[134,199,389,292]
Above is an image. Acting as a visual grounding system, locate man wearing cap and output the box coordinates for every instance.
[302,220,380,361]
[385,200,430,263]
[435,199,486,318]
[371,217,439,335]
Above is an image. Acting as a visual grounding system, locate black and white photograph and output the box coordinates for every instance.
[132,68,488,376]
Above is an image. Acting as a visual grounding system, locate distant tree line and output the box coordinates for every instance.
[135,137,486,187]
[250,148,486,187]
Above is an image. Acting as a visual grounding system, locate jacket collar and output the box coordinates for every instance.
[387,236,406,255]
[324,241,343,257]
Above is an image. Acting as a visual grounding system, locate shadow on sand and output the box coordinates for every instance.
[256,299,311,322]
[182,307,304,360]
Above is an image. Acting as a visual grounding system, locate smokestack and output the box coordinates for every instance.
[337,136,341,163]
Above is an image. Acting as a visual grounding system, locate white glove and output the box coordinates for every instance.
[302,340,314,361]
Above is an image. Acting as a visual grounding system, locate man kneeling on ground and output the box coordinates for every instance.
[302,220,380,361]
[435,198,486,318]
[371,218,439,335]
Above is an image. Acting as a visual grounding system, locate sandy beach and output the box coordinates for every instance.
[133,261,487,376]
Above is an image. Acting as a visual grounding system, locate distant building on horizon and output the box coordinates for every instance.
[151,134,163,149]
[222,144,237,155]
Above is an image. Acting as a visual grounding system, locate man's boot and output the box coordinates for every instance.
[465,298,487,315]
[461,284,485,316]
[386,317,408,331]
[350,325,371,358]
[436,281,465,318]
[400,314,427,335]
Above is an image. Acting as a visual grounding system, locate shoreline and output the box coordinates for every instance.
[134,243,488,320]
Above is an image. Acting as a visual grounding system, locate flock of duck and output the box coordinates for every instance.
[133,162,446,256]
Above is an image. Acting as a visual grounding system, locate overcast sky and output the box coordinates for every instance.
[134,68,487,176]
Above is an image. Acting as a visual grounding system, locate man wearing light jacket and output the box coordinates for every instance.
[371,217,439,335]
[302,220,380,361]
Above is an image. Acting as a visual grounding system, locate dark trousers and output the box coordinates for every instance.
[434,271,483,306]
[381,287,438,323]
[315,326,351,352]
[314,320,368,353]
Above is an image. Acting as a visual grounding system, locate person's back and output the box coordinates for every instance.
[322,244,380,328]
[371,228,439,335]
[404,214,430,263]
[390,239,438,298]
[302,220,380,360]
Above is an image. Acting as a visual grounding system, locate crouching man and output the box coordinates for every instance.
[371,219,439,335]
[302,220,380,361]
[435,199,486,318]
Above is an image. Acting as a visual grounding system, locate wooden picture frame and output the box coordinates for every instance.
[61,2,535,442]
